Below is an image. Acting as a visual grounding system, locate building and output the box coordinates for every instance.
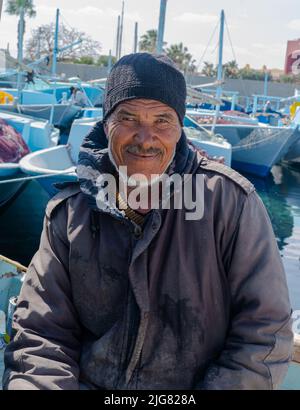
[285,39,300,75]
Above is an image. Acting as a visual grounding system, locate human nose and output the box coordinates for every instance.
[133,123,156,146]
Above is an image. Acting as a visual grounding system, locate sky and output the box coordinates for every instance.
[0,0,300,70]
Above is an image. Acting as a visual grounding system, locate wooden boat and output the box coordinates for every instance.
[0,255,26,389]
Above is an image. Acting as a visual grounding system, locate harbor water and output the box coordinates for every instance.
[0,163,300,313]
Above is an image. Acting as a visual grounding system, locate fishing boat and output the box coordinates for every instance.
[189,9,300,177]
[0,255,26,389]
[0,110,59,208]
[0,88,83,129]
[185,108,300,177]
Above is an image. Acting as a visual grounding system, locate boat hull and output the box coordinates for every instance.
[0,256,26,389]
[0,104,81,128]
[0,178,26,209]
[201,124,299,177]
[283,136,300,165]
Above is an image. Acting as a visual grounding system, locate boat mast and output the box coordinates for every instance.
[118,1,125,59]
[52,9,60,78]
[17,6,25,101]
[157,0,168,54]
[0,0,3,22]
[133,22,138,53]
[108,49,112,73]
[212,9,225,133]
[50,8,60,127]
[264,67,268,97]
[116,15,121,59]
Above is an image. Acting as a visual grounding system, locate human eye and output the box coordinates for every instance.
[123,116,135,121]
[155,117,171,128]
[157,117,168,123]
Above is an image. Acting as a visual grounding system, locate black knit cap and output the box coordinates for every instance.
[103,53,187,125]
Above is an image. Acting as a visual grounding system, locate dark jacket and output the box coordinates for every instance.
[3,122,293,390]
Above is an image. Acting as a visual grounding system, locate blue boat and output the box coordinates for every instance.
[185,109,300,177]
[0,110,59,208]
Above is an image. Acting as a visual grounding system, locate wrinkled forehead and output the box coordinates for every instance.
[112,98,179,117]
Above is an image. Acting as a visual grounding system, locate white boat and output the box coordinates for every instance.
[184,126,232,166]
[185,109,300,177]
[0,111,59,208]
[20,115,232,197]
[19,117,94,196]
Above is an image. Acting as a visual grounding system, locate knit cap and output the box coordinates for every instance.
[103,53,186,125]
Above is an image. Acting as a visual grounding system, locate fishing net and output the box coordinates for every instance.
[0,119,30,163]
[231,126,295,151]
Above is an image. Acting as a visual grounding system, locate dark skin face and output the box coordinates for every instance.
[104,99,182,182]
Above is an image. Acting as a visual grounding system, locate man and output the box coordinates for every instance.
[3,53,293,390]
[69,86,88,107]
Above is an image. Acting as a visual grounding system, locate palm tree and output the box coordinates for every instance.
[5,0,36,17]
[201,61,216,77]
[223,60,239,79]
[5,0,36,59]
[166,43,196,74]
[139,29,158,53]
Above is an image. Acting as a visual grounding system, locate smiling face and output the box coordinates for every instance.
[104,99,182,183]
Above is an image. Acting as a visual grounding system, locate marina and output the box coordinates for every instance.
[0,0,300,391]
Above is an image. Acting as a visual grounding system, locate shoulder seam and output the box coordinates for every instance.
[198,157,255,196]
[46,184,81,220]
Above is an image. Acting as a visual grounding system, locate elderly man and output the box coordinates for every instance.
[3,53,293,390]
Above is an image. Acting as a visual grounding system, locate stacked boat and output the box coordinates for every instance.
[185,107,300,177]
[0,82,103,129]
[0,110,59,208]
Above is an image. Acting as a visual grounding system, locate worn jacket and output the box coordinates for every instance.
[3,122,293,390]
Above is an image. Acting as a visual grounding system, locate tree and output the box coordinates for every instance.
[74,56,95,65]
[201,61,217,77]
[139,29,160,53]
[5,0,36,18]
[25,23,101,62]
[223,60,239,79]
[166,43,196,74]
[97,55,117,67]
[5,0,36,61]
[238,64,273,81]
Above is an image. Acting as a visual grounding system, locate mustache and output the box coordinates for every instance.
[126,145,162,156]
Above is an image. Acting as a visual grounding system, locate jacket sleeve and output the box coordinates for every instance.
[197,191,293,390]
[3,205,82,390]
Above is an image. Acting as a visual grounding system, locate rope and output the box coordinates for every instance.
[0,169,76,185]
[197,21,219,72]
[19,105,56,113]
[117,192,145,227]
[224,16,248,99]
[0,255,27,273]
[231,128,294,151]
